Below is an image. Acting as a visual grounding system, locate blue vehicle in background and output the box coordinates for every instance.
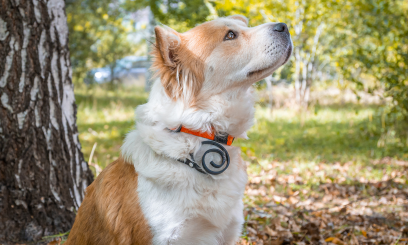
[86,56,149,86]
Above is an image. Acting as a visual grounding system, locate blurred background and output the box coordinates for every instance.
[66,0,408,244]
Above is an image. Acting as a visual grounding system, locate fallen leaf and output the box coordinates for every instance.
[325,237,346,245]
[301,222,320,236]
[47,238,61,245]
[265,226,278,237]
[246,226,257,235]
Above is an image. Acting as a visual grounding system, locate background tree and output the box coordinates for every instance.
[0,0,93,243]
[333,0,408,151]
[66,0,146,87]
[148,0,212,31]
[66,0,212,90]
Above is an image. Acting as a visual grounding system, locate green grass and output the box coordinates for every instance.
[76,86,147,169]
[240,105,390,163]
[75,86,407,175]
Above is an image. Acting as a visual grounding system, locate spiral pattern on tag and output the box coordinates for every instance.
[201,141,230,175]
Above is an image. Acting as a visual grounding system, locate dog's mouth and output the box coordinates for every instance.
[247,43,293,78]
[282,44,293,65]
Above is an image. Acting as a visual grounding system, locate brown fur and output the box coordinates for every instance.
[65,158,152,245]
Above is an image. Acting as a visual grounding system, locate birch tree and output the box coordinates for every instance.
[0,0,93,243]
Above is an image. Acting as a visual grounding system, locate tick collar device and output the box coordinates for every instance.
[170,125,234,175]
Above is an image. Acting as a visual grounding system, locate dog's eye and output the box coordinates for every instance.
[224,31,236,41]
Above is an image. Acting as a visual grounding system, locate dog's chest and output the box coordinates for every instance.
[136,166,246,245]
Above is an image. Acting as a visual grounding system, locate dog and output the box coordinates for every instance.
[66,15,292,245]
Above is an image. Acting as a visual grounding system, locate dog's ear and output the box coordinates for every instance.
[152,26,204,103]
[154,26,181,68]
[228,15,248,26]
[152,26,184,100]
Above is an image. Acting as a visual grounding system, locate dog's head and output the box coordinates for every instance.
[152,15,292,103]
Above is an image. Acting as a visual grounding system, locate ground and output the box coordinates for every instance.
[49,86,408,244]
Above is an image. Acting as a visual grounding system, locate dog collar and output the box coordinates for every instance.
[171,125,235,146]
[169,125,233,175]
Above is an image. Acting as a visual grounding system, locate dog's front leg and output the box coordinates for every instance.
[168,216,223,245]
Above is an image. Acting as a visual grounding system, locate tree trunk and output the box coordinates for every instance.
[0,0,93,243]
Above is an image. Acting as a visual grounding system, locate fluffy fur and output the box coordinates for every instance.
[66,15,292,245]
[65,158,152,245]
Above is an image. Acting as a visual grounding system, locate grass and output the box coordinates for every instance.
[76,86,407,174]
[76,86,147,169]
[241,104,408,163]
[242,105,378,163]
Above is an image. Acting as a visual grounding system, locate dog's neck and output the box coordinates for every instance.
[126,80,256,161]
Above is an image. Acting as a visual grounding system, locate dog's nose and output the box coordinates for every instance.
[273,23,288,33]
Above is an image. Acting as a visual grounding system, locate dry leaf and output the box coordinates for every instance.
[265,226,278,237]
[246,226,257,235]
[325,237,346,245]
[47,238,61,245]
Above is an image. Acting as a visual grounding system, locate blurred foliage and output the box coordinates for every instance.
[66,0,212,86]
[148,0,213,32]
[66,0,145,86]
[334,0,408,148]
[67,0,408,148]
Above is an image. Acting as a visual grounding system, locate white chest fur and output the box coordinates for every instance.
[122,131,247,245]
[121,81,254,244]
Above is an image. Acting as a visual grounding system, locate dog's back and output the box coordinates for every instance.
[65,159,152,245]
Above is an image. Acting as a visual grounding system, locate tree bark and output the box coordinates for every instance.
[0,0,93,243]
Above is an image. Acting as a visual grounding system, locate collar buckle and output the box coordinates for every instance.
[170,125,235,146]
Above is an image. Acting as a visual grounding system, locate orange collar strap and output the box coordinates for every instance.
[171,125,235,146]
